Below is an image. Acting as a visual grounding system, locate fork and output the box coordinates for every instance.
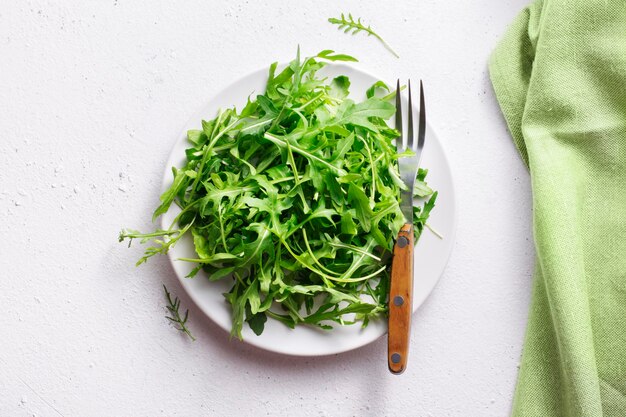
[388,80,426,375]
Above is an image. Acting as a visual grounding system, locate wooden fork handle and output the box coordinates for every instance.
[388,223,414,374]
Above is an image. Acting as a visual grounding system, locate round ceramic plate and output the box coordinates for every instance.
[161,63,456,356]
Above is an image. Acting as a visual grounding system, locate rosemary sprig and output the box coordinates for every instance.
[328,13,399,58]
[163,285,196,341]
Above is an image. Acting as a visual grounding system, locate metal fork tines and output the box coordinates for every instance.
[395,79,426,223]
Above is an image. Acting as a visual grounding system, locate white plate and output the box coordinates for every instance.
[161,63,456,356]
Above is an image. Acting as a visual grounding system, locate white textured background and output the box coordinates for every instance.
[0,1,534,416]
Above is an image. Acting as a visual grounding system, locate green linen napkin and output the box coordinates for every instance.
[489,1,626,416]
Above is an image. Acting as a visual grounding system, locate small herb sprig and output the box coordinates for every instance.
[328,14,399,58]
[163,285,195,341]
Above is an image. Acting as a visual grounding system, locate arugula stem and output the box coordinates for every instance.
[281,237,386,283]
[328,241,382,261]
[293,92,325,111]
[301,229,343,277]
[217,204,228,251]
[425,223,444,239]
[284,140,301,189]
[119,229,177,243]
[169,199,201,230]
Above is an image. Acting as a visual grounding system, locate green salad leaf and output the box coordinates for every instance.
[120,50,437,339]
[328,14,400,59]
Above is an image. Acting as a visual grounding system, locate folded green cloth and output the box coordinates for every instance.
[489,1,626,416]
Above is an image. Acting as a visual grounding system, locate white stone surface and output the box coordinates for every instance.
[0,1,533,416]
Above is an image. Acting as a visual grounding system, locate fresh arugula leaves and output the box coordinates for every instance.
[120,50,437,339]
[328,14,400,59]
